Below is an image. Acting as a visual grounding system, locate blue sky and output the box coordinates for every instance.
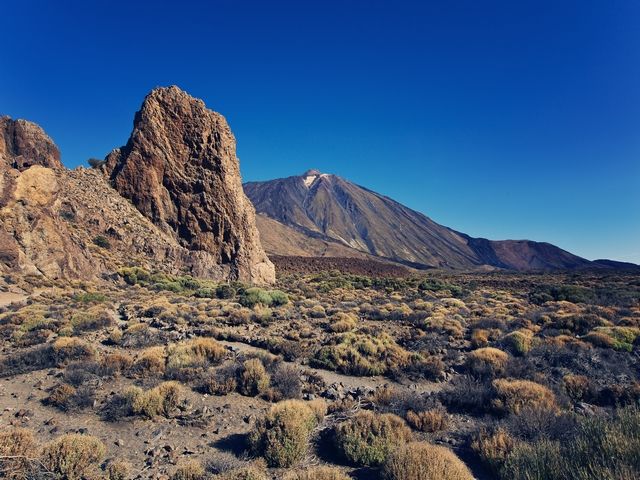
[2,0,639,263]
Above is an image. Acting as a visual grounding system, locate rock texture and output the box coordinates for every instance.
[103,86,274,284]
[245,171,595,271]
[0,116,62,171]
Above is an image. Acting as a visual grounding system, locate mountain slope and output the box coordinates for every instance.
[244,170,593,271]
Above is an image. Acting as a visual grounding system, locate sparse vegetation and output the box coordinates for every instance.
[0,270,638,478]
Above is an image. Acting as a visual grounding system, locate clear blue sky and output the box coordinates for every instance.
[2,0,639,263]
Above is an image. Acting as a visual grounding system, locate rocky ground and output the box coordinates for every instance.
[0,269,638,479]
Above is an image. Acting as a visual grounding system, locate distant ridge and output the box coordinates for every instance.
[245,170,632,272]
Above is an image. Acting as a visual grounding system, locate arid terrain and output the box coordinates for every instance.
[0,268,638,479]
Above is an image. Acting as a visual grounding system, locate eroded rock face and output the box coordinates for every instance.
[0,116,62,171]
[103,86,274,284]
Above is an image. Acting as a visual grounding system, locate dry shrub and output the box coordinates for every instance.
[126,381,187,418]
[492,379,557,415]
[466,347,509,378]
[471,428,516,472]
[383,441,474,480]
[471,328,490,348]
[239,358,270,396]
[284,466,351,480]
[329,312,358,333]
[167,337,227,370]
[405,409,448,432]
[562,374,594,402]
[101,352,133,375]
[582,331,614,348]
[0,428,39,479]
[52,337,96,364]
[41,434,105,480]
[212,461,267,479]
[44,383,77,410]
[172,459,206,480]
[134,346,166,375]
[106,459,132,480]
[248,400,318,467]
[334,411,412,466]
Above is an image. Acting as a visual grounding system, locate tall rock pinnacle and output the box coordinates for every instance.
[103,86,275,284]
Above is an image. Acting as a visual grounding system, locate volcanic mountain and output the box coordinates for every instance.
[244,170,596,271]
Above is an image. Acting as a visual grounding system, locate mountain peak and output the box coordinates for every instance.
[303,169,322,176]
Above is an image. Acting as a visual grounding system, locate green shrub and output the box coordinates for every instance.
[334,411,412,466]
[502,330,533,356]
[248,400,318,467]
[216,284,237,299]
[93,235,111,249]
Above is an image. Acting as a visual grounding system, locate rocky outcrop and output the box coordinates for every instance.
[0,116,62,171]
[103,86,274,284]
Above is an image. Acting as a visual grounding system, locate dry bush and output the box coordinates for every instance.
[101,352,133,375]
[52,337,96,364]
[41,434,105,480]
[329,312,358,333]
[212,461,267,479]
[239,358,270,396]
[562,374,594,402]
[43,383,93,411]
[167,337,227,370]
[0,428,39,479]
[270,363,302,400]
[283,466,351,480]
[466,347,509,378]
[492,379,557,415]
[334,410,412,466]
[472,428,516,472]
[405,409,449,432]
[471,328,490,348]
[172,459,206,480]
[106,459,132,480]
[248,400,318,467]
[133,346,166,375]
[126,381,187,418]
[70,306,113,333]
[383,441,474,480]
[313,332,411,376]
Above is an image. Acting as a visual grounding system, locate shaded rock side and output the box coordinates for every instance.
[103,86,274,284]
[0,116,63,171]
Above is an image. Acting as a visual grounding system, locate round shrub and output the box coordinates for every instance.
[329,312,358,333]
[492,379,557,415]
[248,400,318,467]
[466,347,509,378]
[383,441,473,480]
[334,411,412,466]
[41,434,106,480]
[502,330,533,356]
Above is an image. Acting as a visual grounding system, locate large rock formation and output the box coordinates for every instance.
[103,86,274,284]
[0,116,62,171]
